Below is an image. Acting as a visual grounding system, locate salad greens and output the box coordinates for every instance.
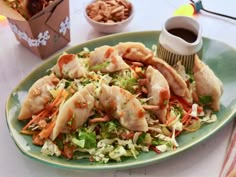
[21,47,219,164]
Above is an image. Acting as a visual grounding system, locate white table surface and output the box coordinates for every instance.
[0,0,236,177]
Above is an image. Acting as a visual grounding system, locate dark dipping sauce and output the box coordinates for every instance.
[168,28,197,43]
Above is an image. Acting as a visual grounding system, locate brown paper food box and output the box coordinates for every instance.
[6,0,70,59]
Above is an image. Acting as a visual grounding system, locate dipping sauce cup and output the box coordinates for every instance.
[157,16,203,71]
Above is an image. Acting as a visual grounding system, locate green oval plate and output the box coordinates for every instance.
[5,31,236,171]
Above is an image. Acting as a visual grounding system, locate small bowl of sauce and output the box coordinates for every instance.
[157,16,203,71]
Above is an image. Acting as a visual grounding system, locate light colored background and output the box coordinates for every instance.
[0,0,236,177]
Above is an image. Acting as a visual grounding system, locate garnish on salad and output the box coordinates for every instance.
[18,42,223,163]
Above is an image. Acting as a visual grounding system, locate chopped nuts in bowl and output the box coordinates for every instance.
[84,0,134,33]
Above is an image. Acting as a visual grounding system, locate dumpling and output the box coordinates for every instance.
[99,84,148,132]
[150,57,191,100]
[50,84,95,140]
[115,42,153,62]
[18,74,59,120]
[146,66,170,123]
[52,53,88,79]
[193,55,223,111]
[89,45,129,72]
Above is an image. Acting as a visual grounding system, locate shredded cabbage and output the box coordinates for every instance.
[21,45,221,164]
[41,140,61,157]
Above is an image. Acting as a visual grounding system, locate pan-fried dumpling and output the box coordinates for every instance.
[50,84,95,140]
[52,53,88,79]
[193,55,223,111]
[150,57,191,100]
[89,45,129,72]
[115,42,153,62]
[146,66,170,123]
[100,84,148,132]
[18,74,59,120]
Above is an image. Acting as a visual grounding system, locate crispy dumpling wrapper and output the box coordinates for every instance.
[100,84,148,132]
[50,84,95,140]
[148,57,191,100]
[146,66,170,123]
[89,45,130,73]
[115,42,153,62]
[18,74,59,120]
[193,55,223,111]
[52,53,88,79]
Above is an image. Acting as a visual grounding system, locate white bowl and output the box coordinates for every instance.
[84,1,134,34]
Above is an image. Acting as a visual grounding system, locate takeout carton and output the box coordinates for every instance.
[0,0,70,59]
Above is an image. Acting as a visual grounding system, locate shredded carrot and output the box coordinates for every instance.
[197,106,204,113]
[38,121,56,139]
[171,95,191,112]
[175,130,182,137]
[51,108,59,118]
[32,134,45,146]
[129,67,139,78]
[150,146,161,154]
[192,116,200,120]
[165,107,176,125]
[22,110,48,130]
[61,144,76,159]
[182,109,192,124]
[185,117,192,126]
[179,97,191,107]
[121,132,134,139]
[20,129,39,135]
[45,89,64,111]
[22,89,65,130]
[182,109,201,127]
[166,116,176,125]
